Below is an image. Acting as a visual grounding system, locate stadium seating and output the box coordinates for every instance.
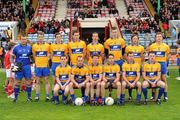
[27,33,69,43]
[123,33,176,48]
[124,0,150,17]
[66,0,118,18]
[36,0,57,21]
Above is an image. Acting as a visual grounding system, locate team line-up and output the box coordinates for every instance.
[6,27,171,105]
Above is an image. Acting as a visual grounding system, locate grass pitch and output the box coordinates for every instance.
[0,68,180,120]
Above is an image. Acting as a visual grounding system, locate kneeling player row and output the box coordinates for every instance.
[52,52,166,105]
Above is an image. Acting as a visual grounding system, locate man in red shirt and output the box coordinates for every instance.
[4,44,15,98]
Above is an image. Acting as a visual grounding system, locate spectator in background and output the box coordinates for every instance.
[127,4,133,15]
[0,44,5,68]
[162,22,169,35]
[0,0,34,21]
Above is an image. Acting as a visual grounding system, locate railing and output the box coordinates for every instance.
[115,18,123,38]
[69,18,73,42]
[108,20,113,38]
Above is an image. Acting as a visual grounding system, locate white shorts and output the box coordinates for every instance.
[6,69,14,78]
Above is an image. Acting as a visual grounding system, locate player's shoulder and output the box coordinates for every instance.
[98,42,104,46]
[68,41,73,44]
[143,61,149,65]
[80,40,86,44]
[118,37,125,41]
[67,65,71,69]
[162,43,170,48]
[63,43,68,47]
[139,45,144,49]
[87,43,92,47]
[150,43,156,47]
[155,62,161,66]
[32,43,37,47]
[102,63,108,68]
[105,38,111,42]
[122,61,128,65]
[13,44,20,49]
[44,43,50,46]
[50,43,55,46]
[114,63,120,67]
[126,45,132,49]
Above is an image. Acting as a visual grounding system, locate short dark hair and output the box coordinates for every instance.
[55,33,61,38]
[73,31,79,35]
[148,51,156,55]
[38,31,44,36]
[131,34,139,40]
[127,51,134,56]
[108,54,114,58]
[77,55,83,60]
[92,54,99,58]
[155,32,163,38]
[60,55,67,59]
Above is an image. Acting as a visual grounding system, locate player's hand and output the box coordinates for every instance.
[151,82,156,88]
[75,83,80,88]
[61,86,65,90]
[95,80,99,85]
[91,80,95,85]
[129,83,133,88]
[80,82,85,87]
[131,82,135,87]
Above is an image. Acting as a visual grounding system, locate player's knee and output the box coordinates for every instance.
[122,81,126,88]
[142,81,148,88]
[158,81,165,88]
[101,81,105,87]
[69,82,73,88]
[86,82,90,88]
[97,82,101,87]
[136,82,141,88]
[26,80,31,86]
[116,82,121,87]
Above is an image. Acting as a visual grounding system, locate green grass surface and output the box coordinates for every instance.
[0,69,180,120]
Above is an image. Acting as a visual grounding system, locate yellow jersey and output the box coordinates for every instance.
[104,37,125,61]
[55,65,71,84]
[122,62,140,81]
[125,45,144,64]
[50,43,68,63]
[103,64,120,81]
[149,43,170,62]
[143,62,161,80]
[71,65,89,83]
[177,48,180,58]
[68,40,86,65]
[87,43,104,64]
[32,43,50,67]
[89,64,103,80]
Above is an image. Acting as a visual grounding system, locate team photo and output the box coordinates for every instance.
[0,0,179,120]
